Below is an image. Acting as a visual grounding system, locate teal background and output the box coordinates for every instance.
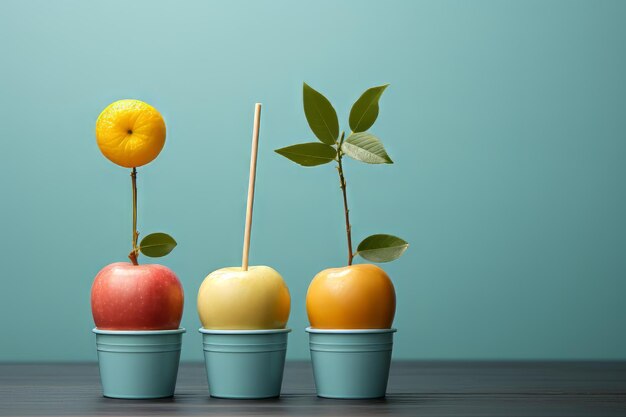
[1,0,625,361]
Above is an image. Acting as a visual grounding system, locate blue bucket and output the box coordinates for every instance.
[306,327,396,399]
[93,328,185,399]
[199,328,290,399]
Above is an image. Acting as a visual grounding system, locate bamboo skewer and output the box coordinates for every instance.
[242,103,262,271]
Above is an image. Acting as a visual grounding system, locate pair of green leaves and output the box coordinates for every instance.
[274,83,409,264]
[139,232,177,258]
[275,83,392,166]
[302,82,387,142]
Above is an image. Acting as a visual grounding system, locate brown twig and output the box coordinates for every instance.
[336,132,354,265]
[128,167,139,265]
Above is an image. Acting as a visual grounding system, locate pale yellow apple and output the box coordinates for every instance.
[197,266,291,330]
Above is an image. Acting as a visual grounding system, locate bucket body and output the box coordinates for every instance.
[306,327,396,399]
[93,328,185,399]
[199,328,290,399]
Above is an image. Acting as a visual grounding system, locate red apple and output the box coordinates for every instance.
[91,262,184,330]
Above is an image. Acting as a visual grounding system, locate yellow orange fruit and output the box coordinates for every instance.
[306,264,396,329]
[197,266,291,330]
[96,99,166,168]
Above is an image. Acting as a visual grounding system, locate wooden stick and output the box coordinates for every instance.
[242,103,262,271]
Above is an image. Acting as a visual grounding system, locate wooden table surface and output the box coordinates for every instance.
[1,361,625,416]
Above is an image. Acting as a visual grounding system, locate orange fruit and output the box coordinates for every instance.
[96,99,166,168]
[306,264,396,329]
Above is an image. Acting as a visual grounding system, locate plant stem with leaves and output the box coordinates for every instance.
[275,82,410,265]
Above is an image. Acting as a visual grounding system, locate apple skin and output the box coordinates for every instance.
[306,264,396,329]
[197,266,290,330]
[91,262,184,330]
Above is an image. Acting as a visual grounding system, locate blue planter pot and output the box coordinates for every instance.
[93,328,185,399]
[306,327,396,399]
[199,328,290,399]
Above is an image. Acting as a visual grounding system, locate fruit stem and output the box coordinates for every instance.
[337,131,354,266]
[128,167,139,265]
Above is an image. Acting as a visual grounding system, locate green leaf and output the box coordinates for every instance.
[303,83,339,145]
[275,142,337,166]
[349,84,389,132]
[356,234,409,263]
[341,132,393,164]
[139,233,177,258]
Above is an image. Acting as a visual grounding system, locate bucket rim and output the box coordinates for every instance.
[199,327,291,335]
[93,327,186,335]
[306,327,397,334]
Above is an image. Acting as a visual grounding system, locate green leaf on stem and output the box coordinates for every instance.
[356,234,409,263]
[349,84,389,132]
[275,142,337,166]
[303,83,339,145]
[341,132,393,164]
[139,233,177,257]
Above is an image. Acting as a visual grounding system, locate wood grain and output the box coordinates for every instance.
[1,361,625,416]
